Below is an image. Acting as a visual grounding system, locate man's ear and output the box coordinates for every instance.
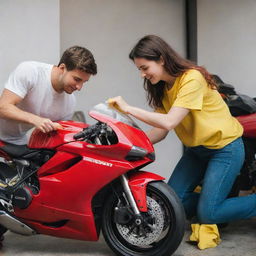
[59,63,66,71]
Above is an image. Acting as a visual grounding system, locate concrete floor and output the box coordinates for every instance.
[0,218,255,256]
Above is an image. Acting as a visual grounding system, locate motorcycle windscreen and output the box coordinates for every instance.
[90,103,141,129]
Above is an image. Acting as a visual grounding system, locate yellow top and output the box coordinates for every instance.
[156,69,243,149]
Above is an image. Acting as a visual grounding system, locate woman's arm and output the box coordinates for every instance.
[127,105,189,130]
[108,96,189,130]
[146,127,169,144]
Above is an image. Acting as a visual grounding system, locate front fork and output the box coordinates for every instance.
[120,174,141,215]
[120,171,165,214]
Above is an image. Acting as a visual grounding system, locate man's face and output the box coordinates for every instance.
[58,65,91,94]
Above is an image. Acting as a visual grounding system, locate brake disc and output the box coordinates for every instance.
[116,196,165,246]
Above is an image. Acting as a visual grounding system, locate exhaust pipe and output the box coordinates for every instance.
[0,210,35,235]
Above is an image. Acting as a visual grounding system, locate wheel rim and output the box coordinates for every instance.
[116,195,165,246]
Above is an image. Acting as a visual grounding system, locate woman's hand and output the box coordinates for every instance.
[107,96,130,114]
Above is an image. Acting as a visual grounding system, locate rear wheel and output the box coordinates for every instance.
[102,181,185,256]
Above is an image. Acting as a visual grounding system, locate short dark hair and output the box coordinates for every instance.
[58,46,97,75]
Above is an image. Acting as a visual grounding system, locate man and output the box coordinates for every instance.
[0,45,97,145]
[0,46,97,247]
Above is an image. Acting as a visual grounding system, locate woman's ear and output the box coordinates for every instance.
[159,56,165,65]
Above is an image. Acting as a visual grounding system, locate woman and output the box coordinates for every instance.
[109,35,256,225]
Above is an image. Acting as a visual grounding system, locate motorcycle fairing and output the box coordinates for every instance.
[28,121,88,149]
[89,109,154,152]
[14,145,149,241]
[14,159,132,241]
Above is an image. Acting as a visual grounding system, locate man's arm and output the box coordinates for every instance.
[0,89,61,133]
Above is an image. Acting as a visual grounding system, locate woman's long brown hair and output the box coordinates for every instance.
[129,35,216,109]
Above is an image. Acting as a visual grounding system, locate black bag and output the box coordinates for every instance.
[226,94,256,116]
[213,75,237,95]
[213,75,256,116]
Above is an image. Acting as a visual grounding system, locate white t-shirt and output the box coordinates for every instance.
[0,61,76,145]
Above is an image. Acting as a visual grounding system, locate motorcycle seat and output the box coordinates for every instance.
[0,143,39,159]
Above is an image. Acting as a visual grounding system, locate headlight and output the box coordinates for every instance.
[125,146,148,161]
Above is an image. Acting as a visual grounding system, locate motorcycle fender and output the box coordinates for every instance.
[128,171,165,212]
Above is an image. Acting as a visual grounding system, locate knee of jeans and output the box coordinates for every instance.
[197,204,216,224]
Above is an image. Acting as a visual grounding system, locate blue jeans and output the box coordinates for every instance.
[168,137,256,224]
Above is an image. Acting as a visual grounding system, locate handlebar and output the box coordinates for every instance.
[72,122,118,145]
[73,124,97,140]
[73,131,86,140]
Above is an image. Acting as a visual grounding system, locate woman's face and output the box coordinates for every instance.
[134,57,165,84]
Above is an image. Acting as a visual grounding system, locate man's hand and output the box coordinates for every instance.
[32,116,62,133]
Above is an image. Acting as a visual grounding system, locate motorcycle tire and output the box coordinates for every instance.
[102,181,185,256]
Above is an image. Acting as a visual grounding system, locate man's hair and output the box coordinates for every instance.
[58,46,97,75]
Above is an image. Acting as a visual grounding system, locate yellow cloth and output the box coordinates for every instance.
[194,185,202,193]
[190,224,221,249]
[107,98,126,114]
[156,69,243,149]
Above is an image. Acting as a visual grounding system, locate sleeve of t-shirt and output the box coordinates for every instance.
[172,74,205,110]
[5,62,36,98]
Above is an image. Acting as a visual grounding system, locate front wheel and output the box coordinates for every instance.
[102,181,185,256]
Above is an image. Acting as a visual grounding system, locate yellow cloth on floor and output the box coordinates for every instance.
[190,224,221,249]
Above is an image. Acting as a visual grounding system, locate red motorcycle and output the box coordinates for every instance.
[0,103,185,256]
